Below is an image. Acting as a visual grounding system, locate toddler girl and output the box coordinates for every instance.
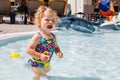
[26,6,63,80]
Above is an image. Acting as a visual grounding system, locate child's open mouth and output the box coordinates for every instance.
[47,25,53,29]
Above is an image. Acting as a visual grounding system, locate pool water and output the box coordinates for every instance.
[0,29,120,80]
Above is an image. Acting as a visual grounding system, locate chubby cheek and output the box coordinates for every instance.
[40,22,47,27]
[42,26,48,31]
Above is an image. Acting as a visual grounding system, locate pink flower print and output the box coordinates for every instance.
[44,47,48,51]
[52,39,55,43]
[38,45,44,49]
[46,45,52,49]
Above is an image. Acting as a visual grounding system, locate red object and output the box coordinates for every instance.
[100,10,115,17]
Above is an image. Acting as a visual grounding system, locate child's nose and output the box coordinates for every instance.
[49,20,54,24]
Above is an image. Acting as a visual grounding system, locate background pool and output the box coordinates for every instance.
[0,29,120,80]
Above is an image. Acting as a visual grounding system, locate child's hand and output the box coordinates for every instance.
[57,52,63,58]
[40,53,50,62]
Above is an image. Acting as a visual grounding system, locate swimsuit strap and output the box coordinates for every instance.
[37,32,43,39]
[51,32,55,38]
[37,32,41,36]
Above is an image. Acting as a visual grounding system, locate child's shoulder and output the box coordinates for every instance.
[32,32,41,39]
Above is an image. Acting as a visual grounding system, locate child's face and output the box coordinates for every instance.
[40,11,55,32]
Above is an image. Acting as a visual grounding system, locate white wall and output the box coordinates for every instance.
[68,0,84,15]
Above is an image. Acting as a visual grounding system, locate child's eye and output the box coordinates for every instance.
[45,19,49,21]
[50,19,55,22]
[45,19,55,23]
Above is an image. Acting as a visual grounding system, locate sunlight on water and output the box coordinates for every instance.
[0,29,120,80]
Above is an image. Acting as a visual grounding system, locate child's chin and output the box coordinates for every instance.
[48,29,54,31]
[47,27,55,31]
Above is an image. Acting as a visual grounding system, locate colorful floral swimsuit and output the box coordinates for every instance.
[28,32,55,68]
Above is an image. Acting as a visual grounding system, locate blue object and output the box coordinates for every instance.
[58,17,96,33]
[58,14,106,33]
[57,10,106,33]
[68,17,95,32]
[70,24,93,33]
[98,0,110,11]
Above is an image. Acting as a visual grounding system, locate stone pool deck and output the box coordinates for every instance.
[0,23,38,40]
[0,23,38,34]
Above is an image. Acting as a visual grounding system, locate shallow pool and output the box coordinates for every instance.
[0,29,120,80]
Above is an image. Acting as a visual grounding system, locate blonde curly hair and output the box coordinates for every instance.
[34,6,59,28]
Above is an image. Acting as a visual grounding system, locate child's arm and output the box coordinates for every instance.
[54,35,63,58]
[26,34,49,61]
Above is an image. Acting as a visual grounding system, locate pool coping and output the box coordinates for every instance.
[0,31,37,40]
[0,30,60,40]
[0,30,60,47]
